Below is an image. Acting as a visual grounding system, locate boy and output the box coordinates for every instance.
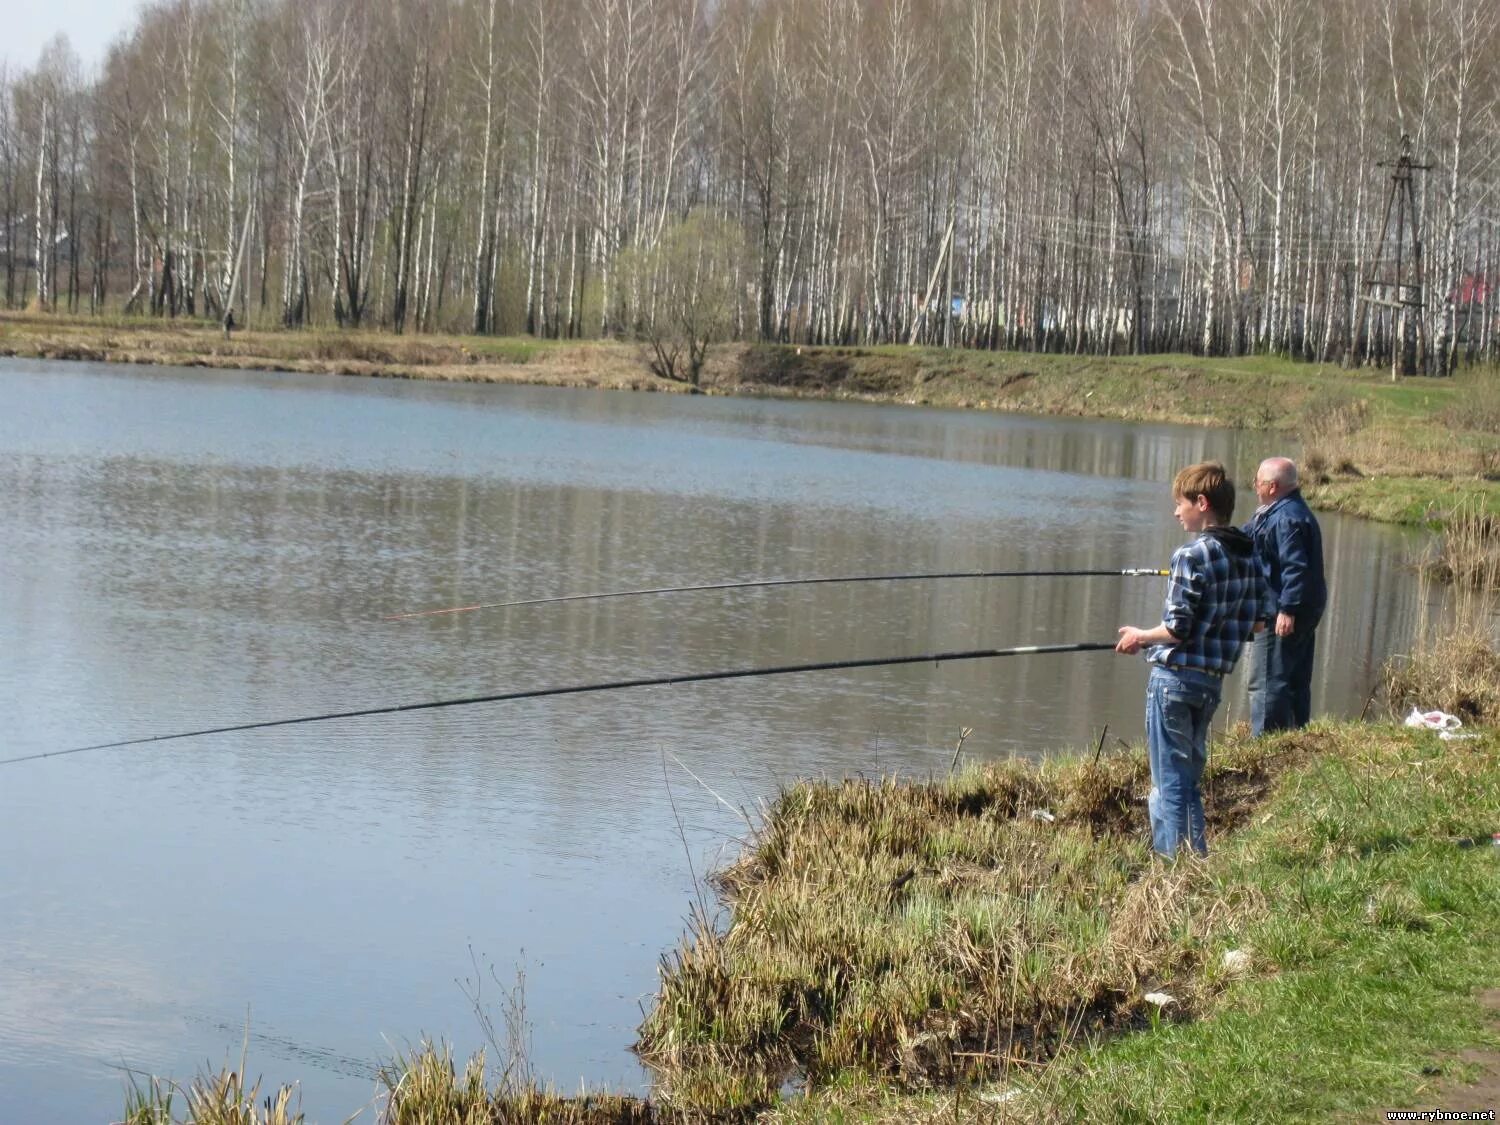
[1115,462,1262,857]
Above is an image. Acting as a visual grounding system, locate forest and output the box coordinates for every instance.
[1,0,1497,370]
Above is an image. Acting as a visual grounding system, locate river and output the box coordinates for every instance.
[0,357,1426,1123]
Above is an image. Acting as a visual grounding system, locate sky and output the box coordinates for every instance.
[2,0,136,73]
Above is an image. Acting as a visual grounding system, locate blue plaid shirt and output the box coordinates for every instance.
[1146,528,1263,676]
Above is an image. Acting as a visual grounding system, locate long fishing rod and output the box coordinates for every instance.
[3,641,1115,768]
[384,568,1169,621]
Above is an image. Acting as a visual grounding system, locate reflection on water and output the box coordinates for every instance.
[0,359,1426,1122]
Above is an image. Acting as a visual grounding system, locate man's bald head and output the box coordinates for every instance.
[1258,457,1298,491]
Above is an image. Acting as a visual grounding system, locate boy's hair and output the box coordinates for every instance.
[1173,461,1235,522]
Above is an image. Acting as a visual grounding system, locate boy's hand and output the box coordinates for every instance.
[1116,626,1146,654]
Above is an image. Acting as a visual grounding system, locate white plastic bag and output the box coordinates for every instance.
[1404,706,1463,732]
[1402,707,1480,740]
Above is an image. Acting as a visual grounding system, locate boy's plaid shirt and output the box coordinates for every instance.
[1146,531,1263,676]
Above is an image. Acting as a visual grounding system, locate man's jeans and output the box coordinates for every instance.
[1145,665,1222,857]
[1248,626,1317,735]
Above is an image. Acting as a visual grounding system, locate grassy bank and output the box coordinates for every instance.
[638,714,1499,1123]
[6,312,1500,528]
[760,732,1499,1122]
[0,311,662,393]
[120,703,1500,1123]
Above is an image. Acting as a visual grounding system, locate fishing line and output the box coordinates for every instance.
[384,568,1169,621]
[3,641,1116,768]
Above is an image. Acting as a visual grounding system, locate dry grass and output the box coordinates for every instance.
[1416,500,1500,589]
[633,736,1304,1117]
[1390,501,1500,723]
[1298,390,1370,481]
[1441,371,1500,435]
[120,1064,302,1125]
[1304,422,1500,482]
[0,312,676,393]
[378,1042,657,1124]
[1283,367,1500,490]
[1385,626,1500,725]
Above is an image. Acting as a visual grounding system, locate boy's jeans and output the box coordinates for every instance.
[1248,626,1317,735]
[1145,665,1222,857]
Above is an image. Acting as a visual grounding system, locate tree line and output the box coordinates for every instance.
[1,0,1497,370]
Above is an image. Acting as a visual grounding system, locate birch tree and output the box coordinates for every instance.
[4,0,1500,369]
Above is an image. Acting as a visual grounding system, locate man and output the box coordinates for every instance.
[1245,457,1326,734]
[1116,462,1262,857]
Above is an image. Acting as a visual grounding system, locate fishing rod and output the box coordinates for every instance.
[3,641,1115,768]
[384,568,1169,621]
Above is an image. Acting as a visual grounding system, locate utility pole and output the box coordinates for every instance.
[1360,136,1432,379]
[909,212,955,347]
[222,188,256,338]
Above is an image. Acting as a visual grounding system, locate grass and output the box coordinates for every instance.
[632,736,1280,1114]
[1412,500,1500,590]
[378,1043,655,1124]
[1304,477,1500,526]
[630,608,1500,1121]
[121,1064,302,1125]
[742,723,1500,1122]
[1008,729,1500,1123]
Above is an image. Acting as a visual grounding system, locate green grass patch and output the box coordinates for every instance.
[1306,478,1500,526]
[1015,730,1500,1123]
[758,723,1499,1124]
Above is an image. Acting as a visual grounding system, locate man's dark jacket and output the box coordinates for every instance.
[1245,489,1327,625]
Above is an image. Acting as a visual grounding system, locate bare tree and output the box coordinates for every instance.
[2,0,1498,369]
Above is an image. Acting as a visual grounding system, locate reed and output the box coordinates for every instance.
[1297,389,1370,482]
[1441,368,1500,435]
[116,1064,302,1125]
[1415,498,1500,591]
[121,1074,177,1125]
[377,1042,656,1124]
[1386,498,1500,722]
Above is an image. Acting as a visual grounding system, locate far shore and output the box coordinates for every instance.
[5,310,1498,528]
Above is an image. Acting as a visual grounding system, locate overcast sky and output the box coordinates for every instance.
[2,0,136,73]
